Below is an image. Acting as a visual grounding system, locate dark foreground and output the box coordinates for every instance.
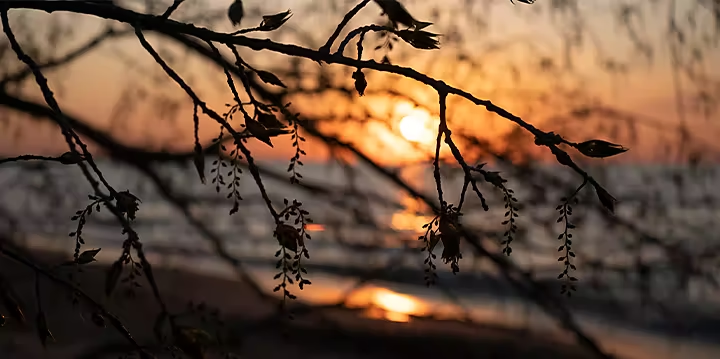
[0,249,597,359]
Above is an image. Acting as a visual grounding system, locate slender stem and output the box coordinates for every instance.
[433,92,448,209]
[319,0,371,53]
[0,245,145,352]
[135,27,279,222]
[0,155,57,165]
[161,0,184,19]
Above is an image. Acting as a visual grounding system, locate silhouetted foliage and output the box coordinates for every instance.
[0,1,718,359]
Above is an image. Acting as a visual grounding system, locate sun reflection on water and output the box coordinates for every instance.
[345,286,428,323]
[304,223,325,232]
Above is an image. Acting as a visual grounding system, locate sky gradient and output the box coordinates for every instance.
[1,0,718,164]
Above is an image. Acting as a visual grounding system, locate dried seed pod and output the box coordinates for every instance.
[352,70,367,96]
[115,190,141,220]
[275,223,301,252]
[227,0,244,26]
[57,151,85,165]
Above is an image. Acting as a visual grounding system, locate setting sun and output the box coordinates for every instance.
[373,290,418,314]
[399,109,437,144]
[371,288,423,322]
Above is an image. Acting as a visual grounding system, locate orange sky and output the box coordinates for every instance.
[1,0,718,164]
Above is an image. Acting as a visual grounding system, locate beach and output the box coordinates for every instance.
[0,248,596,359]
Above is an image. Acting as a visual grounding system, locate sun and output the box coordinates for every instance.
[398,109,437,144]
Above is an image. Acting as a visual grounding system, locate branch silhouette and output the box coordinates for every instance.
[6,1,712,359]
[1,1,621,210]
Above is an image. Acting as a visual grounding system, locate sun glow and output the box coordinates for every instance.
[370,288,424,323]
[398,109,437,144]
[345,286,428,323]
[373,290,418,314]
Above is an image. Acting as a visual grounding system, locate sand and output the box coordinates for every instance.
[0,248,595,359]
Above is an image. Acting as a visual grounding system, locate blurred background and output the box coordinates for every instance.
[1,0,720,358]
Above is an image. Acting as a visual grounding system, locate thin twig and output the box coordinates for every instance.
[161,0,184,19]
[433,92,447,209]
[319,0,371,54]
[336,25,388,55]
[0,155,59,165]
[0,244,147,355]
[1,12,168,320]
[1,9,111,196]
[134,27,280,221]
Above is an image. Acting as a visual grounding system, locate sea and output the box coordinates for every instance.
[1,158,720,359]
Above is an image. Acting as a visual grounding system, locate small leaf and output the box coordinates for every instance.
[256,70,286,88]
[244,117,275,147]
[229,201,240,215]
[374,0,433,30]
[193,144,206,185]
[575,139,628,158]
[396,29,441,50]
[0,279,25,323]
[259,9,292,31]
[76,248,101,265]
[36,311,54,347]
[257,112,286,129]
[595,185,617,213]
[428,231,440,251]
[91,312,106,328]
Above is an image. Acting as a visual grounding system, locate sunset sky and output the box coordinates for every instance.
[1,0,718,164]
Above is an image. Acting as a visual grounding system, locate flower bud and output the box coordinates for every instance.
[576,139,628,158]
[227,0,244,27]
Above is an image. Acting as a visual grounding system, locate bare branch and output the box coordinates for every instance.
[161,0,185,19]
